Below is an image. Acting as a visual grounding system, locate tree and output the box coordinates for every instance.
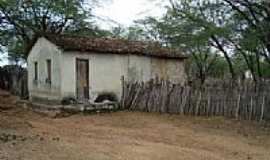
[188,46,219,84]
[224,0,270,81]
[166,0,237,79]
[138,0,270,81]
[223,0,270,64]
[0,0,104,60]
[136,0,236,81]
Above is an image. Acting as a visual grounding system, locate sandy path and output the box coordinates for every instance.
[0,89,269,160]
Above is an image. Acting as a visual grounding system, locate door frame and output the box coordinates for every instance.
[75,58,89,100]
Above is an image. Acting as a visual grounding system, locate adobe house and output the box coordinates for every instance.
[27,35,188,104]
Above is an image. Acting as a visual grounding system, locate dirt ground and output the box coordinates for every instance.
[0,89,270,160]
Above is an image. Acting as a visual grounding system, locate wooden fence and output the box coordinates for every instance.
[121,79,270,121]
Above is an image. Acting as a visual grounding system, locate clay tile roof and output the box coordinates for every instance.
[43,34,188,59]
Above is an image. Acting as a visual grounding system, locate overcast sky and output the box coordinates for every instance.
[0,50,8,66]
[94,0,167,29]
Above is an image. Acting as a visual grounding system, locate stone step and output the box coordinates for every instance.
[16,100,120,117]
[84,101,119,112]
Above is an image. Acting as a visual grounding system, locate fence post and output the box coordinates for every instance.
[195,90,202,116]
[120,76,125,109]
[249,96,253,120]
[207,90,211,117]
[260,95,265,122]
[235,94,241,119]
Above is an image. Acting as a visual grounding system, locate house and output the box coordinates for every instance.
[27,35,188,104]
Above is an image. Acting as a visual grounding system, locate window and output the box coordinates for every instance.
[46,59,51,83]
[34,62,38,81]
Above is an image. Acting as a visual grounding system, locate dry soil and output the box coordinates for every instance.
[0,89,270,160]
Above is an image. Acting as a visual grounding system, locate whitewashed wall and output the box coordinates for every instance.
[127,55,152,82]
[60,52,128,101]
[27,38,62,102]
[151,58,187,85]
[127,55,186,85]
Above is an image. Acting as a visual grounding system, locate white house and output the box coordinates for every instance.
[27,35,188,104]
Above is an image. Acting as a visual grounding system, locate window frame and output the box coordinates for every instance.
[34,61,38,81]
[46,59,52,84]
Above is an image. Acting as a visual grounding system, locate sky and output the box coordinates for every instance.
[0,50,8,66]
[93,0,167,29]
[0,0,167,66]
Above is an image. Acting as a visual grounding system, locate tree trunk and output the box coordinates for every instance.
[211,36,236,80]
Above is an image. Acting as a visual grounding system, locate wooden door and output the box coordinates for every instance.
[76,59,89,101]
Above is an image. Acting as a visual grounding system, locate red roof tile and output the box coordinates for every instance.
[44,35,188,59]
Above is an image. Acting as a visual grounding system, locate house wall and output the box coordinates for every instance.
[150,58,187,85]
[60,52,128,101]
[127,55,152,82]
[127,55,186,84]
[27,38,62,103]
[60,52,186,102]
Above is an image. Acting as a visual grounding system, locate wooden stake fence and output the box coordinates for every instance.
[121,79,270,121]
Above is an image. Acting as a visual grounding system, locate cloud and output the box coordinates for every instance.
[93,0,167,29]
